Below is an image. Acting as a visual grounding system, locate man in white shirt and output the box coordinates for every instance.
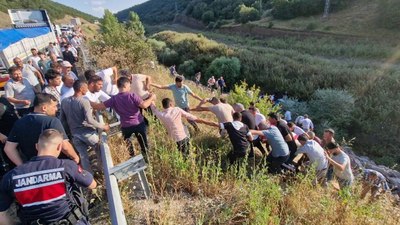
[284,110,292,122]
[61,61,78,80]
[95,67,118,96]
[325,142,354,189]
[296,134,328,186]
[29,48,41,71]
[60,74,75,101]
[84,75,110,103]
[129,73,151,100]
[301,114,314,132]
[13,57,44,87]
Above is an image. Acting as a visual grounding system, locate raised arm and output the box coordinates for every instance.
[191,99,210,112]
[145,75,152,91]
[139,93,156,109]
[151,83,170,89]
[112,66,118,85]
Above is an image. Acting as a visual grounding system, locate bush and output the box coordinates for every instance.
[147,38,166,54]
[206,57,241,87]
[202,10,215,24]
[271,0,324,20]
[235,4,261,24]
[158,48,181,66]
[178,60,197,77]
[308,89,355,138]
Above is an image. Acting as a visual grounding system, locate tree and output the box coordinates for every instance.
[101,9,125,46]
[206,57,241,88]
[235,4,260,24]
[126,11,145,37]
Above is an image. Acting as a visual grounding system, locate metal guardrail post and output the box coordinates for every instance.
[97,113,128,225]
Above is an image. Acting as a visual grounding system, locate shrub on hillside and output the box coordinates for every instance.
[178,60,198,77]
[308,89,355,137]
[271,0,324,20]
[206,57,241,87]
[202,10,216,24]
[377,0,400,30]
[235,4,261,24]
[147,38,166,54]
[158,48,181,66]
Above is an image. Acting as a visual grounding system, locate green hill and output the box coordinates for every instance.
[0,0,97,23]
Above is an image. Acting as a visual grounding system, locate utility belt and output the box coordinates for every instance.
[28,206,86,225]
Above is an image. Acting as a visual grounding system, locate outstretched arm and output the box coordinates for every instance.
[190,92,203,102]
[195,118,218,127]
[151,83,170,89]
[191,99,210,112]
[250,130,264,137]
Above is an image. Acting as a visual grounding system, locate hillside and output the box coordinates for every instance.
[0,0,97,24]
[115,0,400,38]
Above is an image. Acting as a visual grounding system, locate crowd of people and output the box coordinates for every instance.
[0,38,395,223]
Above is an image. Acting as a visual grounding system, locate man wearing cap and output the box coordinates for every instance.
[61,61,79,80]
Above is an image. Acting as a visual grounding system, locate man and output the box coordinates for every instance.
[169,65,176,76]
[207,76,216,92]
[47,52,63,69]
[307,131,323,146]
[61,61,79,80]
[0,129,96,224]
[220,112,253,164]
[37,51,50,74]
[287,122,306,139]
[0,97,19,178]
[360,169,389,200]
[321,128,336,148]
[4,66,38,117]
[29,48,41,71]
[217,76,226,94]
[43,69,62,105]
[93,77,154,157]
[61,74,75,101]
[251,125,290,174]
[60,80,109,173]
[62,44,77,69]
[195,72,201,86]
[128,73,152,100]
[151,98,215,154]
[301,114,314,132]
[48,42,62,57]
[268,112,297,164]
[4,93,79,166]
[152,75,203,131]
[192,97,234,124]
[284,110,292,122]
[70,34,81,50]
[85,75,111,104]
[95,66,119,96]
[296,134,328,185]
[13,57,44,87]
[248,106,268,155]
[325,142,354,189]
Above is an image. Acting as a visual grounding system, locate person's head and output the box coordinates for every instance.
[73,80,88,95]
[248,106,257,116]
[304,114,309,119]
[88,75,103,93]
[210,97,220,105]
[34,93,58,116]
[49,42,54,47]
[31,48,38,56]
[45,69,62,87]
[219,97,227,103]
[233,103,244,113]
[8,66,23,82]
[84,69,96,81]
[297,134,309,146]
[38,51,46,60]
[62,74,75,88]
[64,44,69,51]
[325,142,340,155]
[268,112,279,125]
[13,57,23,67]
[323,128,335,141]
[232,112,242,121]
[119,69,131,79]
[36,129,64,157]
[62,61,73,73]
[175,75,184,88]
[51,62,63,73]
[307,131,316,139]
[117,77,131,91]
[49,53,58,62]
[287,122,295,131]
[162,98,173,109]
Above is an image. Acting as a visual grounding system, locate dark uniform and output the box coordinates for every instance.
[0,156,93,224]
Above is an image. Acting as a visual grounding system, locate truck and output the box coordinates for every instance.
[0,9,59,90]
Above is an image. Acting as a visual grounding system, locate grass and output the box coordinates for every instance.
[89,66,400,225]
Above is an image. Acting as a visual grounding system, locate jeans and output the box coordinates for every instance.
[228,150,247,164]
[72,131,99,174]
[121,121,148,156]
[266,154,290,174]
[176,137,190,155]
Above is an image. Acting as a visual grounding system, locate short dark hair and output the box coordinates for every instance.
[268,112,278,120]
[73,80,87,92]
[233,112,242,121]
[84,69,96,81]
[34,93,57,107]
[298,134,308,142]
[219,97,227,103]
[88,75,103,84]
[287,122,295,128]
[175,75,184,83]
[38,51,45,56]
[162,98,172,109]
[8,66,20,75]
[45,69,61,82]
[324,128,335,135]
[117,77,131,88]
[326,142,339,150]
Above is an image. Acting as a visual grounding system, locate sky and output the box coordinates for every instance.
[53,0,149,18]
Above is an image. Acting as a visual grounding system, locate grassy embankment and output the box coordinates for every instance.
[89,66,400,225]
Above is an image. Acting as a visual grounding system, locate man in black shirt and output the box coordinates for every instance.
[4,93,79,165]
[220,112,253,164]
[268,112,298,164]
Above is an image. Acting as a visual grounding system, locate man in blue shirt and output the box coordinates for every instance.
[0,129,96,224]
[152,75,204,131]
